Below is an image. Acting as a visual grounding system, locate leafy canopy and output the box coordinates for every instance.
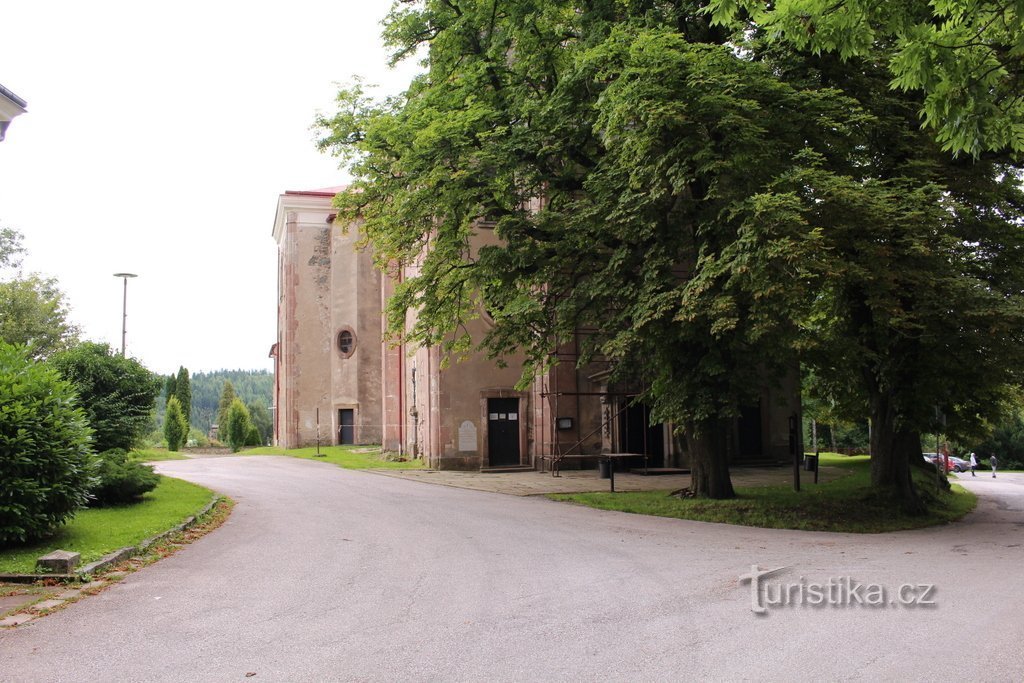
[706,0,1024,156]
[51,342,161,453]
[0,342,95,544]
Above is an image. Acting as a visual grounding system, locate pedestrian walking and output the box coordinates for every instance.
[970,452,977,476]
[991,454,998,478]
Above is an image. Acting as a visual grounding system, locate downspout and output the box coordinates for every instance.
[396,269,404,459]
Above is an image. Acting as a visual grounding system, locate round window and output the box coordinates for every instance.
[337,329,356,357]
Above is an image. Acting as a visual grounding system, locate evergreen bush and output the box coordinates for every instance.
[0,342,95,544]
[224,398,252,452]
[89,449,160,506]
[164,396,188,452]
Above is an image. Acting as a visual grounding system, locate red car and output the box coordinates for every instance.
[923,453,955,472]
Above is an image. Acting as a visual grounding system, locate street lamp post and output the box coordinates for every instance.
[113,272,137,356]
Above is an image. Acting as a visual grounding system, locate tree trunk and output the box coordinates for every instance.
[687,418,736,499]
[869,395,926,513]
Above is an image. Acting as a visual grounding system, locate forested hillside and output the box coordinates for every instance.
[160,369,273,433]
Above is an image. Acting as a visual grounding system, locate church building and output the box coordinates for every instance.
[271,187,801,471]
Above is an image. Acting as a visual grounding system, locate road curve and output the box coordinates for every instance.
[1,456,1022,681]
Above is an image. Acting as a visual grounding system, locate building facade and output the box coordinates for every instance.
[0,83,27,142]
[272,187,801,470]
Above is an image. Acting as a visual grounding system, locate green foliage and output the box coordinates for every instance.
[0,228,79,360]
[89,449,161,506]
[174,366,191,427]
[0,226,25,271]
[224,398,252,452]
[153,369,272,435]
[0,342,95,545]
[707,0,1024,156]
[216,380,238,431]
[247,401,272,445]
[187,427,210,448]
[50,342,161,453]
[0,274,80,360]
[317,0,861,497]
[164,396,188,452]
[245,424,263,447]
[189,370,271,434]
[319,0,1024,504]
[972,411,1024,469]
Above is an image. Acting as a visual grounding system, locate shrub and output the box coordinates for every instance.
[50,342,161,452]
[224,398,252,452]
[245,424,263,447]
[89,449,160,506]
[164,396,188,452]
[0,342,95,544]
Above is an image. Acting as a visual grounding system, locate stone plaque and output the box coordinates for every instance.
[458,420,477,452]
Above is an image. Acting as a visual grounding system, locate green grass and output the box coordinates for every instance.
[240,444,426,469]
[550,453,977,533]
[129,448,190,462]
[0,477,214,574]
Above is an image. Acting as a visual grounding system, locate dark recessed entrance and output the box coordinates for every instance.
[737,403,763,459]
[338,408,355,445]
[622,402,664,467]
[487,398,520,467]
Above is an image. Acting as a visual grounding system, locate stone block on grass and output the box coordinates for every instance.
[35,550,80,574]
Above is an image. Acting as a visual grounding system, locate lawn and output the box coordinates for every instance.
[240,444,426,470]
[128,448,190,462]
[0,476,214,574]
[549,453,977,533]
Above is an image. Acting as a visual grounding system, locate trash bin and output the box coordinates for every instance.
[803,455,818,472]
[598,459,611,479]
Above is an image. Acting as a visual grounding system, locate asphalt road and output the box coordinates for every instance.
[2,456,1023,681]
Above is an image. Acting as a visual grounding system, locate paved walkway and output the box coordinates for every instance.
[371,463,842,495]
[2,457,1022,680]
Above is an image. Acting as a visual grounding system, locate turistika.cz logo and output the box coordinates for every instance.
[739,565,937,614]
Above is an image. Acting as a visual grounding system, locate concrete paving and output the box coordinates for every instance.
[0,456,1021,681]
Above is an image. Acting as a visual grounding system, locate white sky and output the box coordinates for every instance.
[0,1,419,375]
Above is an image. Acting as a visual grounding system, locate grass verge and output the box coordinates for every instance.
[549,454,977,533]
[129,448,190,462]
[240,444,426,469]
[0,476,215,574]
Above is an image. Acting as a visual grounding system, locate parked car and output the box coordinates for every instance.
[947,456,971,473]
[923,453,955,472]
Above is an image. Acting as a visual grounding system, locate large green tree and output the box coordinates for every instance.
[708,0,1024,156]
[319,0,860,497]
[0,274,80,360]
[51,342,161,453]
[764,45,1024,510]
[319,0,1024,506]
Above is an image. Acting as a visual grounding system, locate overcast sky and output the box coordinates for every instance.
[1,1,419,376]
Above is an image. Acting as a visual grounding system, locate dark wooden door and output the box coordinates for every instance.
[339,409,355,445]
[487,398,520,466]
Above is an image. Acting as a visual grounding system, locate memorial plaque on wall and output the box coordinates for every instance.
[458,420,477,452]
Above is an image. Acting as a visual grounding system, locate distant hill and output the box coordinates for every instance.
[159,369,273,433]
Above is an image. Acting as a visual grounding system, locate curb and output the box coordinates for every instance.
[0,495,222,584]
